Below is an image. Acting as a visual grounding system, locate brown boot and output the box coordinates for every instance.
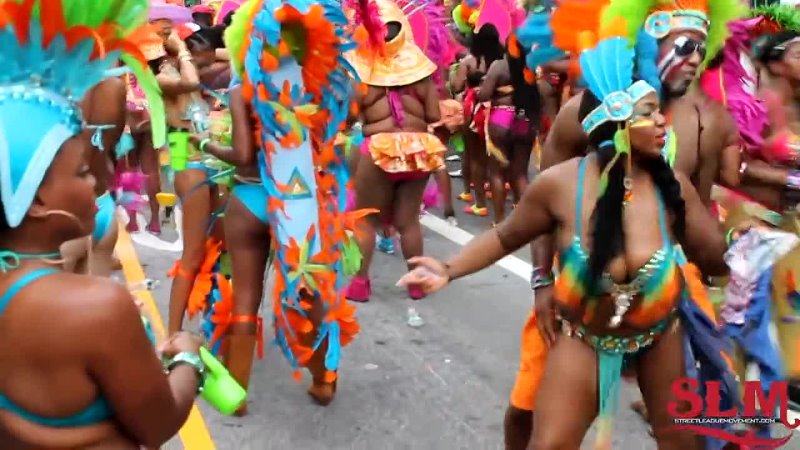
[223,334,257,416]
[305,343,337,406]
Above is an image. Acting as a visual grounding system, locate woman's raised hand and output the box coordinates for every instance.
[158,331,203,358]
[396,256,450,295]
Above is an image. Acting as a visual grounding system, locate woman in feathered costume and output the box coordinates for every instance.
[520,0,745,442]
[401,13,744,449]
[0,0,206,448]
[342,0,446,304]
[701,4,800,413]
[193,0,365,410]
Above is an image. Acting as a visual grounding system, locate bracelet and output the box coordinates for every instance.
[530,266,554,291]
[199,138,211,153]
[166,351,206,394]
[725,227,736,246]
[787,170,800,190]
[738,161,748,177]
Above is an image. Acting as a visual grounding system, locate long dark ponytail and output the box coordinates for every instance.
[469,24,504,69]
[507,36,541,126]
[577,90,686,292]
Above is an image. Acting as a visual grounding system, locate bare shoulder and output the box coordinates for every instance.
[538,156,583,185]
[50,274,138,325]
[674,171,696,197]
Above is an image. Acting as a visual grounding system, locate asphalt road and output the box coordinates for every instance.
[123,157,800,450]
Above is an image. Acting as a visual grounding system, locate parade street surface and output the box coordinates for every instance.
[121,203,800,450]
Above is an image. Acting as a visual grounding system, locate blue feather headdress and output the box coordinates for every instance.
[0,0,157,228]
[575,18,657,197]
[515,9,566,73]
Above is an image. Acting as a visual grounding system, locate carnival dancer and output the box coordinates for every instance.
[193,0,365,410]
[477,35,540,225]
[0,0,204,448]
[160,12,231,334]
[451,25,504,218]
[701,4,800,413]
[400,16,742,450]
[507,0,746,447]
[343,0,447,303]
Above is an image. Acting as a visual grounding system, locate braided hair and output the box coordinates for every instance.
[507,35,542,126]
[577,89,686,291]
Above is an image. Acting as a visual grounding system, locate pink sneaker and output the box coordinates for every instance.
[345,276,371,302]
[407,284,426,300]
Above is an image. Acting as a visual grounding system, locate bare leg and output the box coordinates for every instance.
[138,135,162,233]
[433,128,455,218]
[353,157,394,278]
[637,323,703,450]
[393,176,430,269]
[434,168,455,218]
[465,130,488,208]
[529,335,598,450]
[504,406,533,450]
[223,195,271,415]
[509,140,532,205]
[459,128,472,196]
[168,169,212,333]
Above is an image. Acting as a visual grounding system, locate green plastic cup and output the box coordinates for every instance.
[168,131,190,171]
[199,347,247,415]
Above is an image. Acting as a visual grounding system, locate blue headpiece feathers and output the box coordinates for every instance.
[516,10,566,71]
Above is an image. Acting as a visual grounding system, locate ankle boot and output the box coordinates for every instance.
[223,334,257,416]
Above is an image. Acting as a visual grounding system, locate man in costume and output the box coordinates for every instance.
[700,4,800,421]
[504,0,747,448]
[343,0,447,303]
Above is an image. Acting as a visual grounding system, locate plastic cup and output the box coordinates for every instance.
[199,347,247,415]
[168,131,190,171]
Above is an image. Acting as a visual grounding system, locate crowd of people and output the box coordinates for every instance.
[3,0,800,448]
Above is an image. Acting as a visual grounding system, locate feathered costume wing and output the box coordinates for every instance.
[221,0,370,380]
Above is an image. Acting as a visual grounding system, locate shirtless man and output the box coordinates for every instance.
[344,0,446,303]
[503,1,744,448]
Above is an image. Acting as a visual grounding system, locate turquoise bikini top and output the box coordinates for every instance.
[0,268,112,427]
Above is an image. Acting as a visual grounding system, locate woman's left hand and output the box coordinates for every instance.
[396,256,450,295]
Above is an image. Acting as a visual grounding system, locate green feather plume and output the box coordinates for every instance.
[601,0,747,65]
[751,4,800,33]
[705,0,748,65]
[601,0,660,46]
[225,0,261,78]
[23,0,166,148]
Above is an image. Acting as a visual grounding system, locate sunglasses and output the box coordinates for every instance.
[673,36,706,59]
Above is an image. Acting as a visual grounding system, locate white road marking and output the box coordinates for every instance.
[419,213,800,424]
[419,214,531,280]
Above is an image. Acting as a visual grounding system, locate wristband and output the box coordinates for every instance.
[530,266,554,291]
[725,227,736,246]
[787,170,800,190]
[199,138,211,153]
[167,351,206,394]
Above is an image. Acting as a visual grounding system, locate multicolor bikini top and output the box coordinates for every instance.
[553,157,684,329]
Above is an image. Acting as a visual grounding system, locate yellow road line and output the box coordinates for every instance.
[115,225,216,450]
